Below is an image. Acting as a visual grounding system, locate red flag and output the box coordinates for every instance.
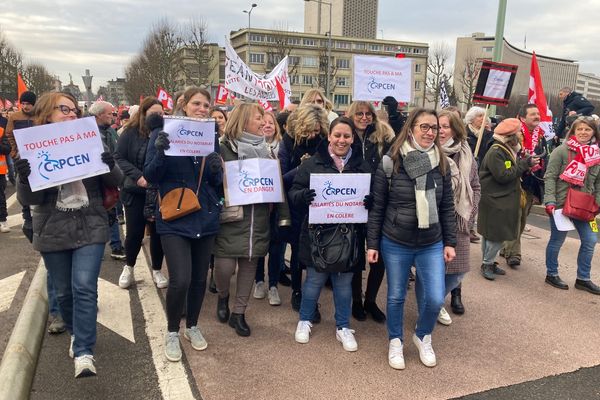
[156,87,173,110]
[275,77,290,110]
[214,85,229,105]
[258,100,273,112]
[17,73,27,98]
[528,52,555,139]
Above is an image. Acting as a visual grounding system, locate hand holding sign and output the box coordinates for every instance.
[162,117,216,157]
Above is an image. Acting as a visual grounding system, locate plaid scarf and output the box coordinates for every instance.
[560,136,600,186]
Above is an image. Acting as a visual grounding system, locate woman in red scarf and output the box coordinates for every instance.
[544,117,600,294]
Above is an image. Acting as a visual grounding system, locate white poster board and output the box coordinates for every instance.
[553,209,576,231]
[352,55,412,102]
[14,117,109,191]
[483,69,511,100]
[224,158,284,206]
[309,173,371,224]
[162,116,216,156]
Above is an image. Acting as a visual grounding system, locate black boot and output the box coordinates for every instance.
[312,304,321,324]
[208,267,217,294]
[228,313,251,337]
[217,295,230,323]
[352,300,367,321]
[450,287,465,315]
[364,300,386,323]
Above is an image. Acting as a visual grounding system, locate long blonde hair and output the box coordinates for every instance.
[286,104,329,147]
[347,101,395,156]
[300,88,333,112]
[223,103,264,141]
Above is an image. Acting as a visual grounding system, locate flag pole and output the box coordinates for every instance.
[473,103,490,159]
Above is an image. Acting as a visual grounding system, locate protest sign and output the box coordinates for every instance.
[223,158,284,206]
[14,117,108,191]
[473,60,518,106]
[309,173,371,224]
[224,40,292,101]
[214,84,229,105]
[163,116,216,157]
[352,55,412,102]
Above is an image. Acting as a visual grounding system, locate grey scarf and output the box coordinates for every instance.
[55,180,89,211]
[233,131,272,159]
[400,139,440,229]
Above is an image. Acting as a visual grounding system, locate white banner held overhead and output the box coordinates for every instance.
[14,117,109,191]
[162,116,216,157]
[223,158,284,206]
[352,55,412,102]
[224,40,292,101]
[309,173,371,224]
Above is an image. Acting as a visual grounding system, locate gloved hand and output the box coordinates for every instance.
[545,204,556,217]
[101,151,115,170]
[363,194,374,210]
[302,188,316,206]
[155,131,170,153]
[206,152,222,175]
[146,113,164,131]
[382,96,399,115]
[15,159,31,181]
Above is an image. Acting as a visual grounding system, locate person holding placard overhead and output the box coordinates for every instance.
[290,116,372,352]
[543,116,600,294]
[144,87,223,362]
[366,108,456,369]
[213,103,291,337]
[15,92,122,378]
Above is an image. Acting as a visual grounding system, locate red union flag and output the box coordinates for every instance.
[156,87,173,110]
[215,84,229,105]
[258,100,273,112]
[528,52,555,140]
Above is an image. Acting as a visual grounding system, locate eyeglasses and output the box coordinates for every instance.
[355,111,373,119]
[415,124,439,134]
[313,99,324,104]
[54,105,78,115]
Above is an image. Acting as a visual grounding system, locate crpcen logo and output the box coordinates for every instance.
[321,180,357,200]
[368,78,396,94]
[238,170,275,193]
[36,150,91,180]
[177,124,205,137]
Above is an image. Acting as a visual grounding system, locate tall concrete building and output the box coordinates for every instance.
[304,0,378,39]
[576,72,600,103]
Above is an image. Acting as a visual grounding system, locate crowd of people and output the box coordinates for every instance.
[0,86,598,379]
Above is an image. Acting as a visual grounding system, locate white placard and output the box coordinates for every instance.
[14,117,109,191]
[553,209,576,231]
[352,55,412,102]
[309,173,371,224]
[163,117,216,156]
[224,158,284,206]
[483,69,511,100]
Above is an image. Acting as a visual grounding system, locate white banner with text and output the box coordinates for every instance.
[224,158,284,206]
[309,173,371,224]
[163,117,216,157]
[352,55,412,102]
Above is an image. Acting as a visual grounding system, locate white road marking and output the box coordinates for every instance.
[6,192,17,210]
[136,249,196,400]
[0,271,26,313]
[97,278,135,343]
[7,213,23,229]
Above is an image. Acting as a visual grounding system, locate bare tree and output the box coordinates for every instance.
[264,25,299,80]
[180,18,217,87]
[456,53,481,110]
[0,28,23,100]
[426,42,452,110]
[21,62,55,94]
[315,46,338,96]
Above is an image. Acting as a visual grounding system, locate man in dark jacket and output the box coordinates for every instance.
[557,87,594,139]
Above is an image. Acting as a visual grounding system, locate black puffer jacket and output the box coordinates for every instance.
[357,124,394,174]
[115,126,148,205]
[289,139,371,272]
[367,150,456,251]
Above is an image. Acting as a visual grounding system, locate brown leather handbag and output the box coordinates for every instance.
[159,158,205,222]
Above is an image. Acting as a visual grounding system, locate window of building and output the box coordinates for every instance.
[483,46,493,53]
[336,58,350,69]
[334,94,350,105]
[302,75,313,85]
[415,64,422,73]
[398,46,411,53]
[249,53,265,64]
[415,81,421,90]
[336,41,351,49]
[303,56,318,67]
[267,53,282,67]
[384,45,396,52]
[370,44,381,51]
[289,56,301,66]
[354,43,366,50]
[290,75,300,85]
[288,37,301,45]
[336,77,349,87]
[413,96,421,106]
[249,34,264,42]
[303,38,316,46]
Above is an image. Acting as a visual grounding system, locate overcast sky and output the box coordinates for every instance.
[2,0,599,92]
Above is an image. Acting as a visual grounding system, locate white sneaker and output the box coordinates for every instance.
[336,328,358,352]
[74,355,96,378]
[412,334,436,367]
[119,265,134,289]
[294,320,312,344]
[268,286,281,306]
[69,335,75,358]
[388,338,405,370]
[253,281,267,299]
[184,326,208,351]
[437,307,452,326]
[0,221,10,233]
[152,270,168,289]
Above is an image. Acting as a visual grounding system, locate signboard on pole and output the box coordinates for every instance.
[352,55,412,102]
[162,116,216,157]
[309,173,371,224]
[223,158,284,206]
[473,60,518,106]
[14,117,109,191]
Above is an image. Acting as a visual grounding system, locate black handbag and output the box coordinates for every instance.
[308,224,359,273]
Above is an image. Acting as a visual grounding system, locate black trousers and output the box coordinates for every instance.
[124,194,163,269]
[162,234,215,332]
[0,175,6,221]
[352,258,386,303]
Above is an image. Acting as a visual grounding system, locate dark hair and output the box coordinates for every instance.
[124,97,163,137]
[183,87,211,105]
[329,116,357,138]
[276,111,290,132]
[517,104,539,119]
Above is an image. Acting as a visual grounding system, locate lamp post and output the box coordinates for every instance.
[243,3,258,64]
[304,0,332,99]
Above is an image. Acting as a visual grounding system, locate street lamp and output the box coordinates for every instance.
[243,3,258,64]
[304,0,332,100]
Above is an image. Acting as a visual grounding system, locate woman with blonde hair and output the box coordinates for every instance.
[300,88,338,123]
[213,103,291,336]
[346,100,396,323]
[278,104,328,316]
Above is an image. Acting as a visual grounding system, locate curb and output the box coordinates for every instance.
[0,261,48,400]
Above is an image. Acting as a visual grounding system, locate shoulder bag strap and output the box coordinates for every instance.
[195,157,206,196]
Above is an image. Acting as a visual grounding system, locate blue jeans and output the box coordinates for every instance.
[109,220,122,251]
[381,236,445,341]
[42,243,104,357]
[47,272,61,316]
[444,273,466,296]
[299,267,353,329]
[255,240,286,287]
[546,215,597,280]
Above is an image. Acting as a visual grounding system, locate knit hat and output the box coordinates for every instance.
[19,91,37,105]
[493,118,520,136]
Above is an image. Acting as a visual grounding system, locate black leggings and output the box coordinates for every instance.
[352,258,386,303]
[124,194,163,269]
[162,234,215,332]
